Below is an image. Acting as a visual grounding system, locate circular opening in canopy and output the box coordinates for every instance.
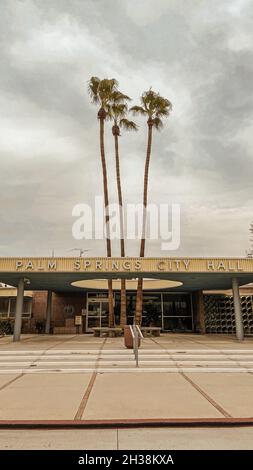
[71,279,183,290]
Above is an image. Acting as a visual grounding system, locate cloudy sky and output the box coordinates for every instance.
[0,0,252,258]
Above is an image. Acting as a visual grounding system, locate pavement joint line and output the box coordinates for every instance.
[0,336,82,386]
[0,373,24,393]
[13,336,37,343]
[24,335,79,372]
[74,371,97,420]
[43,335,79,351]
[184,336,224,350]
[74,338,107,420]
[211,349,253,376]
[150,338,233,418]
[180,371,232,418]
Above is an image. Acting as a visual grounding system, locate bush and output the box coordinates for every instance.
[0,319,14,335]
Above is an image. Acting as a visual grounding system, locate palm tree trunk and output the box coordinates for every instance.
[114,131,127,327]
[99,112,114,327]
[135,122,153,325]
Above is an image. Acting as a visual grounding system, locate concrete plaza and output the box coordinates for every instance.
[0,333,253,423]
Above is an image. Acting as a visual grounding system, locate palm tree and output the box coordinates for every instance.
[131,89,172,325]
[88,76,118,327]
[106,92,137,326]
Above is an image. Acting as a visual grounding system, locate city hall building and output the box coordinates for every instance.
[0,257,253,341]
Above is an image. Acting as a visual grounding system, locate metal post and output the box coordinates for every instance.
[232,277,244,341]
[45,290,52,334]
[134,326,138,367]
[13,278,25,342]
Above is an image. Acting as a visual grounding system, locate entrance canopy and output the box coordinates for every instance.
[0,257,253,292]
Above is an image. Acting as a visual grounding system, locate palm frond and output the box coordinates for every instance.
[104,104,113,120]
[98,78,119,107]
[140,90,172,121]
[155,96,172,117]
[119,118,138,131]
[105,102,128,122]
[87,76,100,104]
[111,90,131,103]
[130,105,146,116]
[153,116,163,131]
[112,103,128,117]
[141,89,158,114]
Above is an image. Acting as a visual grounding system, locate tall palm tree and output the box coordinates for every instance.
[106,92,137,326]
[131,89,172,325]
[88,76,118,327]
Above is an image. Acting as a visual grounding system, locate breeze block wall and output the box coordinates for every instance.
[204,294,253,335]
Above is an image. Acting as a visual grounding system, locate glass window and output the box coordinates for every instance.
[174,300,188,316]
[162,294,192,331]
[9,298,31,318]
[101,302,109,327]
[163,294,191,317]
[142,293,162,327]
[163,298,174,316]
[0,298,9,318]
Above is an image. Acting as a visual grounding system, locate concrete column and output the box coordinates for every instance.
[45,290,53,334]
[232,277,244,341]
[13,278,25,342]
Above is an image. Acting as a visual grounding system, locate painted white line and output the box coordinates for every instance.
[0,361,135,366]
[1,348,253,352]
[1,351,253,356]
[141,354,253,359]
[0,355,134,360]
[1,348,253,355]
[1,360,253,366]
[0,350,133,355]
[1,355,253,363]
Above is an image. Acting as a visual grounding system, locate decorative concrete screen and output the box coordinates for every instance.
[204,295,253,335]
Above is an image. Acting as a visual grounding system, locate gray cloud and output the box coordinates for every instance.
[0,0,252,258]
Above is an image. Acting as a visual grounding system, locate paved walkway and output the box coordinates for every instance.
[1,427,253,450]
[0,334,253,421]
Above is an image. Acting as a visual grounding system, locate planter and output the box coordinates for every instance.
[124,325,141,349]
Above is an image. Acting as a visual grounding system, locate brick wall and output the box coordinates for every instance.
[31,291,87,328]
[51,292,86,326]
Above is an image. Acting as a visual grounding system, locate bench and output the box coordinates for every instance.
[141,327,161,337]
[92,327,123,338]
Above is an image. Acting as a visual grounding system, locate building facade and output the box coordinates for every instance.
[0,257,253,340]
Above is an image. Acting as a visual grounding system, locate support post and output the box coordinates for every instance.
[13,278,25,342]
[232,277,244,341]
[45,290,53,334]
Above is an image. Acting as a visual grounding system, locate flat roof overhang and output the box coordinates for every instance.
[0,257,253,293]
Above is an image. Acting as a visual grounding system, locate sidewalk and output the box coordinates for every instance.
[1,427,253,450]
[0,334,253,421]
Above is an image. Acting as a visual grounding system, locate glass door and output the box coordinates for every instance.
[86,297,109,331]
[87,301,101,330]
[101,302,109,327]
[162,294,192,332]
